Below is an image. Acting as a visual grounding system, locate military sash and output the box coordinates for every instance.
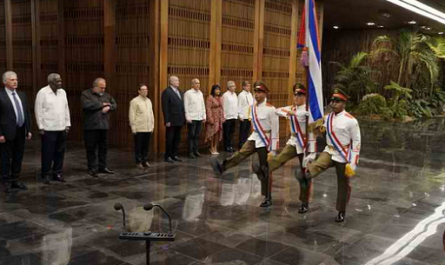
[326,113,351,163]
[251,104,271,150]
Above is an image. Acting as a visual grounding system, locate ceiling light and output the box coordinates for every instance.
[333,26,340,29]
[367,22,376,26]
[378,25,385,28]
[408,20,417,24]
[385,0,445,25]
[439,32,444,35]
[426,27,432,30]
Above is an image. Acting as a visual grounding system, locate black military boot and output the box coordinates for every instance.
[335,211,346,222]
[260,196,272,207]
[211,157,225,176]
[298,202,309,213]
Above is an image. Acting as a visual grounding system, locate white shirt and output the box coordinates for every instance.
[35,85,71,131]
[184,88,206,121]
[248,100,279,151]
[171,86,181,99]
[323,110,361,166]
[238,90,253,120]
[222,91,238,120]
[276,104,316,154]
[5,88,24,125]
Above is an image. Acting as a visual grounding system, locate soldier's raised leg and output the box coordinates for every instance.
[211,140,256,175]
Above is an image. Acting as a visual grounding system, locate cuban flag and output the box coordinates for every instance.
[298,0,323,123]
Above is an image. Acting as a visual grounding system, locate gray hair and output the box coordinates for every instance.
[169,75,179,85]
[2,71,17,83]
[191,78,200,85]
[93,77,106,88]
[47,73,60,83]
[227,81,235,88]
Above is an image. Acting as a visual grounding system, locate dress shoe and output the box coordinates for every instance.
[189,153,197,159]
[210,158,224,176]
[165,157,175,163]
[172,156,182,162]
[2,182,12,194]
[42,175,51,185]
[260,197,272,207]
[229,147,236,152]
[52,174,66,183]
[136,163,144,169]
[11,181,27,190]
[88,170,99,177]
[298,203,309,214]
[335,212,346,223]
[142,162,152,168]
[194,152,203,157]
[99,168,115,174]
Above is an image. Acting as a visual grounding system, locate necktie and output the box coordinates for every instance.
[174,89,181,99]
[12,92,24,127]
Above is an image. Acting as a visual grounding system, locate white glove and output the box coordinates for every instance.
[269,150,277,156]
[349,163,357,172]
[302,153,316,168]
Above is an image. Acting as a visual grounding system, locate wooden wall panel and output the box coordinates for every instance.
[263,0,292,143]
[0,0,6,73]
[221,0,255,90]
[114,0,152,150]
[167,0,211,152]
[64,0,104,141]
[4,0,324,155]
[11,0,33,97]
[39,0,58,88]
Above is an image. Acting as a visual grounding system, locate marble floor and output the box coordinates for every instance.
[1,118,445,265]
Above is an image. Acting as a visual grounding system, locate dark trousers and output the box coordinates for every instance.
[134,132,152,163]
[84,130,108,172]
[307,152,350,212]
[238,119,251,148]
[187,120,202,154]
[41,130,67,177]
[165,126,181,159]
[224,140,270,198]
[223,119,236,150]
[0,126,26,183]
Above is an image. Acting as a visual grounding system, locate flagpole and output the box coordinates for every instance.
[304,49,310,157]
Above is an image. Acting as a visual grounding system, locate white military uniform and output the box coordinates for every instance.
[276,104,316,154]
[248,99,279,151]
[324,110,361,169]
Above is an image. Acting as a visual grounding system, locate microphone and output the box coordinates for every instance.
[144,203,173,234]
[114,203,127,230]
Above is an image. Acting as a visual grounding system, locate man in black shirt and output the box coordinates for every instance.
[81,78,117,177]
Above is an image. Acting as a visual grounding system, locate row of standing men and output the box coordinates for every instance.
[0,71,361,223]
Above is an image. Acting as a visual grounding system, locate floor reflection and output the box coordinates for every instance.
[0,118,445,264]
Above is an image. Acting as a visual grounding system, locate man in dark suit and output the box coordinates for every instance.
[0,71,32,193]
[162,76,185,163]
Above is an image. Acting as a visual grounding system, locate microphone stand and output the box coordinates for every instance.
[115,203,175,265]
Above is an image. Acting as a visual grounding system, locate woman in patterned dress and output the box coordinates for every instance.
[205,85,225,154]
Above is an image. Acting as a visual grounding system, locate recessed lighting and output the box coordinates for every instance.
[333,26,340,29]
[378,25,385,28]
[408,20,417,24]
[385,0,445,25]
[421,25,427,28]
[439,32,444,35]
[426,27,432,30]
[367,22,376,26]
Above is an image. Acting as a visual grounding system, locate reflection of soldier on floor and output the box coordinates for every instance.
[253,83,316,213]
[211,81,279,207]
[303,88,361,223]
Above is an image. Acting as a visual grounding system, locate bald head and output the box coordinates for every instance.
[169,76,179,88]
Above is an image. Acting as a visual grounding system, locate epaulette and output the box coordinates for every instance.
[345,112,355,119]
